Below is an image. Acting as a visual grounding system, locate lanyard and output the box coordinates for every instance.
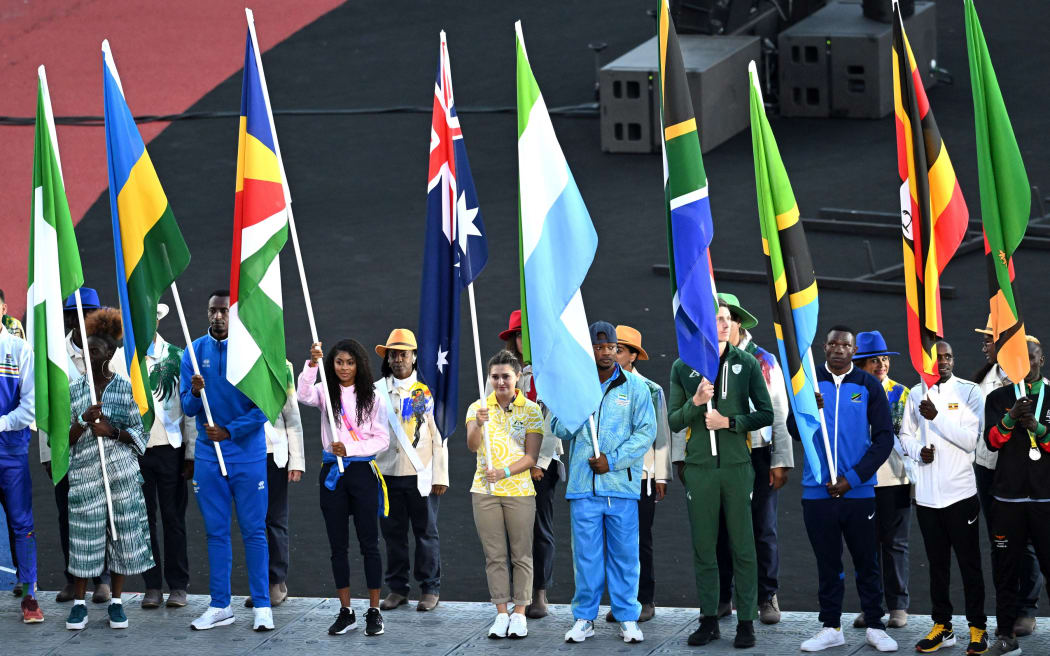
[1017,381,1045,452]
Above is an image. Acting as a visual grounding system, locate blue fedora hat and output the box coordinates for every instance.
[853,330,899,360]
[63,287,100,311]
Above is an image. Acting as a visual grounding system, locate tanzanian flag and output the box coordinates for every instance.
[747,62,824,482]
[657,0,719,384]
[965,0,1030,384]
[103,40,190,431]
[892,5,968,387]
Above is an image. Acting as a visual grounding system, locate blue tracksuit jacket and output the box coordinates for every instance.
[550,365,657,500]
[0,330,34,456]
[180,333,267,464]
[803,364,894,500]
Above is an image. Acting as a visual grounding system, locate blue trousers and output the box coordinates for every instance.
[802,497,885,630]
[193,457,269,609]
[0,452,35,586]
[570,496,640,622]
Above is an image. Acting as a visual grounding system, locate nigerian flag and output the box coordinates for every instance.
[28,67,84,485]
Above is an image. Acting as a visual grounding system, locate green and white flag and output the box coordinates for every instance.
[27,66,84,485]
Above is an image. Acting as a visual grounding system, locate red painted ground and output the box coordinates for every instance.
[0,0,344,318]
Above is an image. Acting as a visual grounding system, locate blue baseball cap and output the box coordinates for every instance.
[589,321,618,345]
[63,287,100,311]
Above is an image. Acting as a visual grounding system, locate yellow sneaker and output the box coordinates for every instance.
[966,626,989,655]
[915,623,955,652]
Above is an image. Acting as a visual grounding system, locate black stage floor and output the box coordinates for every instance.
[29,0,1050,614]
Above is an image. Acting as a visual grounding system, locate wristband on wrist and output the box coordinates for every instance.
[1003,414,1017,429]
[503,466,512,480]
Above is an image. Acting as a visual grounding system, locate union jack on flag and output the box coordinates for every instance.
[418,30,488,438]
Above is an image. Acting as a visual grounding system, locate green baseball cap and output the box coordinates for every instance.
[717,292,758,330]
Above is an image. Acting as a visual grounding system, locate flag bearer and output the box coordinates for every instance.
[669,300,773,650]
[553,321,656,646]
[899,341,988,655]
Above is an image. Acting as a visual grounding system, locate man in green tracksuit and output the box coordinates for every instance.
[670,300,773,649]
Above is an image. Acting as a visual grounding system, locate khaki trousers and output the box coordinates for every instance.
[472,492,535,606]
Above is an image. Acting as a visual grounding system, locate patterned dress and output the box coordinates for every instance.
[68,374,154,577]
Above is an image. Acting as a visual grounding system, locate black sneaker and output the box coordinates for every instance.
[365,607,384,636]
[916,623,955,652]
[688,616,720,646]
[966,626,989,655]
[733,620,756,649]
[328,607,357,635]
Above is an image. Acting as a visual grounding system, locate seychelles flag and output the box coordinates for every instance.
[103,40,190,431]
[419,31,488,439]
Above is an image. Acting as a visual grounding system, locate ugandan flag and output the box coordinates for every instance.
[892,6,968,386]
[965,0,1030,383]
[747,62,825,482]
[657,0,719,383]
[103,40,190,430]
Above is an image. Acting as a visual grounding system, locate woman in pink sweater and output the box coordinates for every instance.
[297,339,390,637]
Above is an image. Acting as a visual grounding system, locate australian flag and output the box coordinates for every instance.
[419,31,488,439]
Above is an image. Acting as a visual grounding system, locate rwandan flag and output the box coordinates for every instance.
[965,0,1030,383]
[892,5,968,387]
[656,0,719,383]
[748,62,825,482]
[516,21,602,433]
[103,40,190,430]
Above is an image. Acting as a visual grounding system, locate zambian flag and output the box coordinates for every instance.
[892,5,968,386]
[103,40,190,431]
[28,67,84,485]
[965,0,1030,383]
[747,62,826,482]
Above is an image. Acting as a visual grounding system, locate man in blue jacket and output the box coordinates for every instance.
[551,321,656,646]
[0,326,39,622]
[799,325,896,653]
[180,290,271,632]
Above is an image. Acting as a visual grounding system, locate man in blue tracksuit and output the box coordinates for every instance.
[799,325,896,653]
[180,290,271,631]
[0,327,39,622]
[550,321,656,645]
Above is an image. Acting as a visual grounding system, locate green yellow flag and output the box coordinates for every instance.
[965,0,1030,383]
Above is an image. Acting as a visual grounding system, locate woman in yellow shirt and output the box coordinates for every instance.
[465,350,542,639]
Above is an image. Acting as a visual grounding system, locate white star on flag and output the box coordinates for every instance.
[436,346,449,373]
[457,190,482,256]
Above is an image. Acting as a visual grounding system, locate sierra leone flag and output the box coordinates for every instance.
[228,17,289,423]
[28,67,84,485]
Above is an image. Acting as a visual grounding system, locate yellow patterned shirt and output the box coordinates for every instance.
[466,389,544,496]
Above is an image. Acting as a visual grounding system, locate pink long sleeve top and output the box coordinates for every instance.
[296,362,389,457]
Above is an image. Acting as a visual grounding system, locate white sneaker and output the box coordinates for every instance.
[801,627,846,652]
[866,628,898,652]
[488,612,510,639]
[508,612,528,638]
[253,606,275,631]
[565,619,595,643]
[620,621,644,643]
[191,605,235,630]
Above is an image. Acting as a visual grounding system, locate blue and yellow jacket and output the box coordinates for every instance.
[0,330,34,456]
[551,364,657,500]
[180,332,268,464]
[803,364,893,500]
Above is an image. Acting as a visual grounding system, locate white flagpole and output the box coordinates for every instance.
[74,289,118,541]
[466,283,495,493]
[806,350,837,484]
[588,416,601,458]
[245,8,343,472]
[169,281,226,476]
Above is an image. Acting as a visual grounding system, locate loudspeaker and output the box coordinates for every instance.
[862,0,914,22]
[778,0,936,118]
[600,35,761,154]
[670,0,779,35]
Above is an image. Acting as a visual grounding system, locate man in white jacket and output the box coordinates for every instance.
[899,341,987,655]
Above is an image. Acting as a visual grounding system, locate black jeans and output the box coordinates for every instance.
[140,445,189,591]
[266,454,290,585]
[55,474,109,585]
[915,495,985,628]
[874,484,911,611]
[975,463,1042,618]
[718,445,779,604]
[319,461,382,590]
[380,474,441,595]
[638,476,656,605]
[532,460,560,592]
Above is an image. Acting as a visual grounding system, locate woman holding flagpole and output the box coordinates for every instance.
[465,349,542,639]
[298,339,389,637]
[65,308,153,631]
